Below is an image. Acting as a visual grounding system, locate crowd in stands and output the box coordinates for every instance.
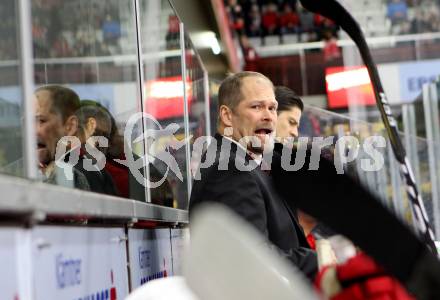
[4,0,440,61]
[362,0,440,36]
[29,0,177,59]
[0,1,17,60]
[225,0,440,45]
[31,0,122,58]
[388,0,440,35]
[224,0,340,44]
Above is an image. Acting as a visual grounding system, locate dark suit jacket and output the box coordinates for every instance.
[189,134,317,279]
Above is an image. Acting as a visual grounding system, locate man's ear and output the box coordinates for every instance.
[219,105,233,128]
[64,115,79,136]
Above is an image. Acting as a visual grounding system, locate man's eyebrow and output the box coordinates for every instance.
[289,117,299,123]
[249,100,278,106]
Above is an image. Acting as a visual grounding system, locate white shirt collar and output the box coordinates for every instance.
[221,135,263,165]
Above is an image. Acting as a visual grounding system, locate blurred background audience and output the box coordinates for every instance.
[224,0,440,48]
[0,0,438,61]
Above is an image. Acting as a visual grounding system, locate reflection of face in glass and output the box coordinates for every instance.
[84,117,112,156]
[35,91,75,166]
[93,127,111,156]
[93,127,111,142]
[76,102,114,157]
[228,77,278,154]
[276,106,302,141]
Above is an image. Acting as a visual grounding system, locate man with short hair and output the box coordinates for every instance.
[35,85,90,190]
[190,72,317,280]
[216,71,277,156]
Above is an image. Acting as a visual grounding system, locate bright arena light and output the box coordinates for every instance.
[326,67,371,91]
[192,31,222,55]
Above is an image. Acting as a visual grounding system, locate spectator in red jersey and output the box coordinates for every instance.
[262,3,279,39]
[240,35,260,71]
[279,3,300,35]
[51,36,72,57]
[314,14,338,40]
[226,0,245,34]
[316,253,415,300]
[166,14,180,49]
[314,13,325,28]
[323,30,341,62]
[322,17,339,37]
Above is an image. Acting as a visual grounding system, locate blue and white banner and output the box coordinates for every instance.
[127,228,172,290]
[32,226,129,300]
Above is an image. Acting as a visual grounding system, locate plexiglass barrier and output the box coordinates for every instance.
[301,104,439,238]
[0,0,24,178]
[183,31,211,208]
[1,0,438,235]
[139,0,189,208]
[416,80,440,238]
[0,0,207,214]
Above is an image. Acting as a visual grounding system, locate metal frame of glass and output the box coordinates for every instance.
[0,0,211,222]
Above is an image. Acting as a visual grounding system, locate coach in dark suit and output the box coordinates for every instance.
[189,71,317,280]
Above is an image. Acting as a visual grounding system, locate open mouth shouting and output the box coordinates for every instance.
[37,140,48,153]
[37,141,46,150]
[255,128,273,139]
[37,140,51,164]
